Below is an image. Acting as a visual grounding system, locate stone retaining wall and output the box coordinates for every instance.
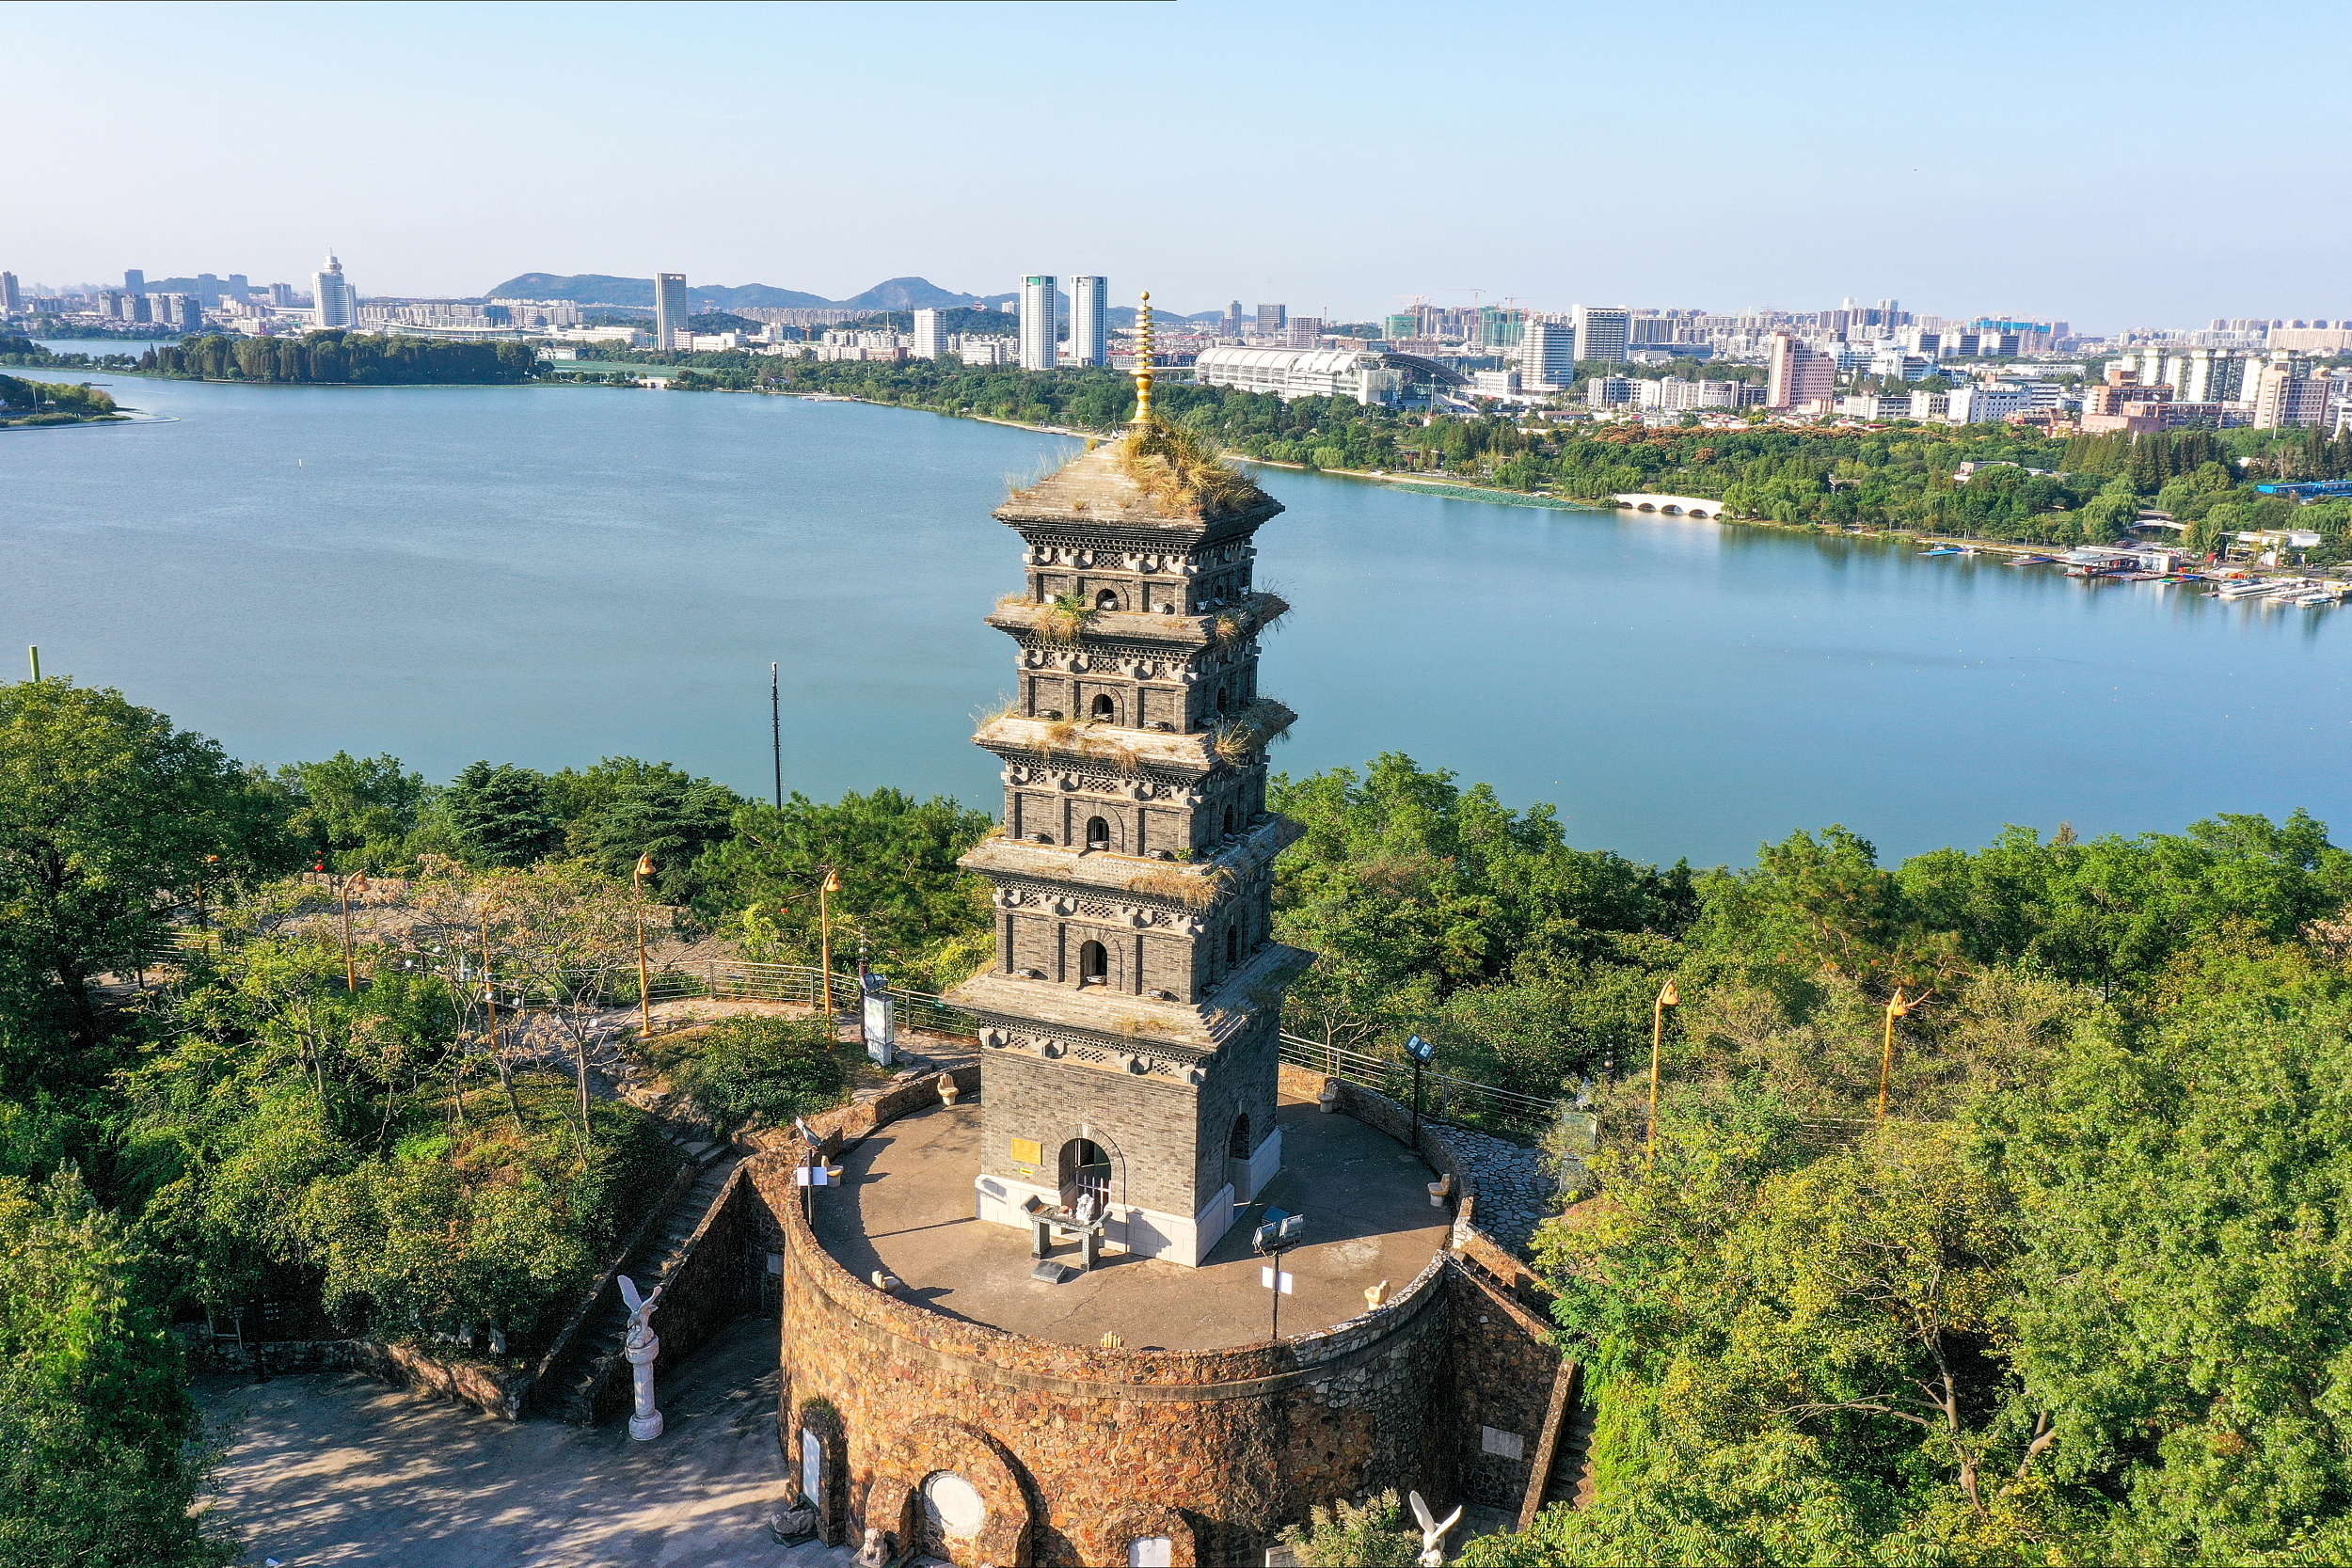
[588,1162,769,1422]
[1274,1063,1549,1304]
[185,1334,532,1421]
[768,1149,1456,1567]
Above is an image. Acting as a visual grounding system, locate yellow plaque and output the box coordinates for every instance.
[1009,1138,1043,1166]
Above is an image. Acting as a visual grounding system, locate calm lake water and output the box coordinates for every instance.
[7,364,2347,867]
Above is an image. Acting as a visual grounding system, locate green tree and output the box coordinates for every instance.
[441,761,561,868]
[277,751,427,870]
[549,757,739,903]
[0,1170,235,1567]
[695,788,993,991]
[0,680,294,1053]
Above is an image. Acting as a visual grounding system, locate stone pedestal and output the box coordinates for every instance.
[627,1333,663,1441]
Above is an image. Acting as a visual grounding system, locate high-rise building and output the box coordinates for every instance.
[913,308,946,358]
[1019,276,1057,371]
[0,272,19,313]
[1070,277,1107,366]
[123,268,145,296]
[1479,306,1528,350]
[654,272,689,353]
[227,273,250,301]
[1571,305,1630,364]
[130,293,151,324]
[1224,300,1244,338]
[2251,357,2330,428]
[195,273,222,306]
[312,253,357,328]
[1766,331,1836,409]
[1256,302,1286,335]
[1518,320,1577,389]
[269,282,297,309]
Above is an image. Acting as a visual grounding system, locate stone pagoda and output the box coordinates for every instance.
[946,293,1311,1267]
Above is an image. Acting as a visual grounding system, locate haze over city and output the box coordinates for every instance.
[11,0,2351,329]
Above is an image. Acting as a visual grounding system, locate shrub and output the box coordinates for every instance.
[670,1014,845,1127]
[1277,1489,1420,1567]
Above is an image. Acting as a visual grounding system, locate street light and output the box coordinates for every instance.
[338,871,370,993]
[1648,978,1680,1170]
[633,852,656,1040]
[818,867,841,1026]
[1406,1034,1434,1151]
[1877,987,1914,1122]
[1252,1210,1307,1340]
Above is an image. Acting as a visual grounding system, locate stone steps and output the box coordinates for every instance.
[540,1133,739,1424]
[1543,1397,1597,1509]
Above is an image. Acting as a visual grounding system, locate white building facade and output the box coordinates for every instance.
[1069,276,1107,366]
[1194,346,1406,405]
[1572,305,1630,364]
[1518,320,1577,389]
[1019,275,1058,372]
[913,309,946,358]
[312,253,357,329]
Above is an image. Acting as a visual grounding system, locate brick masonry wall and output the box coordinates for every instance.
[1443,1266,1562,1511]
[980,1047,1211,1217]
[764,1149,1458,1568]
[183,1334,532,1420]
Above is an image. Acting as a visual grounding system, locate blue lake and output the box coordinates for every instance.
[6,365,2345,866]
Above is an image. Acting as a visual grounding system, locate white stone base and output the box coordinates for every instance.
[975,1174,1241,1268]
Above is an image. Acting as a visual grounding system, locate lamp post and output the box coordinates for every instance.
[1648,977,1680,1170]
[338,871,370,993]
[195,853,220,949]
[818,867,841,1026]
[1406,1034,1434,1151]
[1877,987,1912,1122]
[633,852,655,1040]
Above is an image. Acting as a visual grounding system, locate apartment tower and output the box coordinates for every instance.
[1019,275,1058,371]
[1070,276,1108,366]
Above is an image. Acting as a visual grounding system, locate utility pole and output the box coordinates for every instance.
[771,662,783,809]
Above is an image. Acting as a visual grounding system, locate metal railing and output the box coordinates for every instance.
[1277,1034,1563,1136]
[167,929,1561,1132]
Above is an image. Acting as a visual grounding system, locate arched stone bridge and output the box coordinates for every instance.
[1612,493,1724,518]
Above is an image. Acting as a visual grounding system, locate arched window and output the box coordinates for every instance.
[1222,803,1235,836]
[1097,589,1120,611]
[1086,816,1110,850]
[1059,1137,1111,1210]
[1225,926,1240,966]
[1091,692,1116,721]
[1228,1113,1251,1159]
[1079,938,1108,983]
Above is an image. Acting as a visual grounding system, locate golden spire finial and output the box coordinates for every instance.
[1130,290,1154,427]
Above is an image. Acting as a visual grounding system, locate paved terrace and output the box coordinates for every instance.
[812,1087,1451,1349]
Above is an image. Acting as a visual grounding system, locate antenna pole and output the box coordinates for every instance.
[771,662,783,808]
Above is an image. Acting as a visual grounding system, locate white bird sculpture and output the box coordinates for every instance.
[1409,1490,1463,1568]
[619,1274,663,1350]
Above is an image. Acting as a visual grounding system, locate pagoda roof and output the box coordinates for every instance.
[993,426,1283,534]
[959,815,1302,909]
[970,705,1295,779]
[946,940,1314,1059]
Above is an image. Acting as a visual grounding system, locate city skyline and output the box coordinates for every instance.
[11,0,2350,329]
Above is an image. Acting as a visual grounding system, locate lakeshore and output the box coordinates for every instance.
[8,372,2345,867]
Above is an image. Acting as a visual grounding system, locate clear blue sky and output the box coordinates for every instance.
[13,0,2346,331]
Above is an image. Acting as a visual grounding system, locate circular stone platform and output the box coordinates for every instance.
[810,1085,1451,1349]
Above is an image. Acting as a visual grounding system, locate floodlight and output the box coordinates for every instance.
[1406,1034,1434,1064]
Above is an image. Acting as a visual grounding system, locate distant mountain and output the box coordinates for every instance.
[834,276,985,311]
[483,272,977,311]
